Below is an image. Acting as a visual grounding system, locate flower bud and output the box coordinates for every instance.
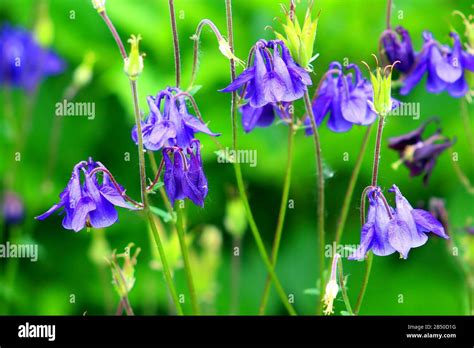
[363,56,399,116]
[218,38,245,67]
[224,196,247,238]
[34,1,54,47]
[274,2,319,71]
[107,243,141,298]
[72,52,96,89]
[124,34,144,80]
[92,0,106,13]
[322,253,340,315]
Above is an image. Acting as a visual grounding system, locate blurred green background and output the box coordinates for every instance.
[0,0,473,315]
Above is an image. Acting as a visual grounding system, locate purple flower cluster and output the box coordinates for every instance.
[36,159,137,232]
[0,24,65,92]
[305,62,377,133]
[350,185,448,260]
[382,26,474,97]
[163,140,208,207]
[131,87,219,151]
[388,118,454,184]
[221,40,311,132]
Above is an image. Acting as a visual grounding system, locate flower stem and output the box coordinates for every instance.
[354,115,385,315]
[259,123,295,315]
[99,11,127,59]
[168,0,181,88]
[130,80,183,316]
[303,89,325,315]
[354,252,373,315]
[371,116,385,187]
[97,7,183,315]
[225,0,296,316]
[386,0,392,29]
[338,259,354,315]
[335,125,373,244]
[175,201,200,315]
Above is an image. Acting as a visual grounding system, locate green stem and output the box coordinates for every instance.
[303,90,325,315]
[225,0,295,316]
[460,98,474,156]
[97,7,183,315]
[354,252,373,315]
[175,201,200,315]
[334,125,373,244]
[259,124,295,315]
[168,0,181,88]
[337,258,354,315]
[354,115,385,315]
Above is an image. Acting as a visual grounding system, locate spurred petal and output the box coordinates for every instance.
[411,208,448,238]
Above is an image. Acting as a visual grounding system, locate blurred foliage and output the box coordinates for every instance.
[0,0,473,315]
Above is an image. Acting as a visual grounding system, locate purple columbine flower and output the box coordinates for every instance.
[305,62,377,133]
[388,118,454,184]
[163,139,208,207]
[131,87,219,151]
[220,40,312,108]
[35,158,137,232]
[0,24,65,92]
[238,102,291,133]
[381,26,416,73]
[401,32,474,97]
[349,185,448,260]
[1,191,25,226]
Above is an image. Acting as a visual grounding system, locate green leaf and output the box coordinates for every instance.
[150,206,176,223]
[187,85,203,96]
[148,181,164,193]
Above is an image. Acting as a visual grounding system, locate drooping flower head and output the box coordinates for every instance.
[388,117,454,184]
[36,158,138,232]
[381,26,416,73]
[162,139,208,207]
[0,24,65,92]
[400,32,474,97]
[131,87,219,151]
[350,185,448,260]
[220,39,312,108]
[305,61,377,133]
[1,191,25,226]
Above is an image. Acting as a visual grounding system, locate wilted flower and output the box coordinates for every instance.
[220,39,312,108]
[1,191,25,226]
[305,61,377,133]
[163,139,208,207]
[0,24,64,92]
[381,26,416,73]
[400,32,474,97]
[107,243,141,299]
[35,158,138,232]
[389,118,454,184]
[350,185,448,260]
[132,87,219,151]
